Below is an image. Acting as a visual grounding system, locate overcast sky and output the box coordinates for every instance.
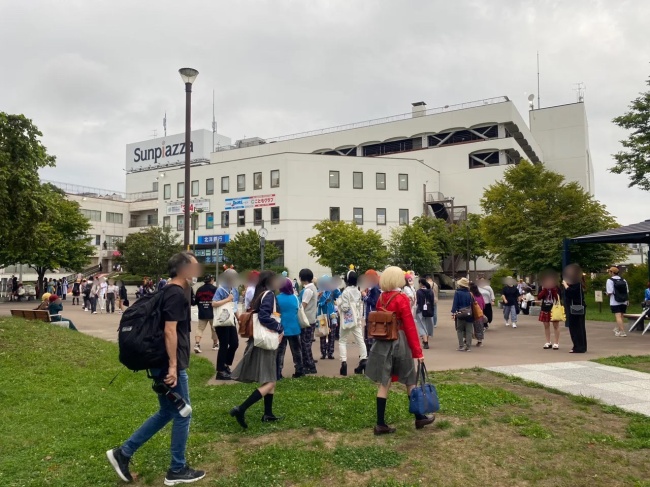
[1,0,648,224]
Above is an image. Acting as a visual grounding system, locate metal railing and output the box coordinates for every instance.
[44,180,158,202]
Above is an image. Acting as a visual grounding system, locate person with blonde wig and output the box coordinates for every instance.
[365,266,434,435]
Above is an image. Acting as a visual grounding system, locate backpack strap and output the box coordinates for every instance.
[378,291,401,311]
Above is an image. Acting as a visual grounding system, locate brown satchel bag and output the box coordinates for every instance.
[367,292,402,341]
[238,310,254,338]
[471,296,484,321]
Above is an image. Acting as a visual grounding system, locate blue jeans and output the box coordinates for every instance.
[503,305,517,324]
[121,369,191,471]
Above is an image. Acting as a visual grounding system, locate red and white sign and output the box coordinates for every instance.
[166,198,211,215]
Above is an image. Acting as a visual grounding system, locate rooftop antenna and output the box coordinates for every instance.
[212,89,216,151]
[574,82,586,102]
[527,93,535,110]
[163,112,167,137]
[536,51,541,109]
[151,129,158,139]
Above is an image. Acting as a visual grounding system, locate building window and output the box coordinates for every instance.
[206,212,214,230]
[237,174,245,192]
[398,174,408,191]
[163,216,170,228]
[254,172,262,190]
[106,235,122,249]
[206,178,214,195]
[237,210,245,227]
[221,211,229,228]
[95,235,101,246]
[80,209,102,222]
[399,209,410,225]
[106,212,123,224]
[353,172,363,189]
[270,170,280,188]
[376,208,386,225]
[254,208,263,226]
[176,215,184,231]
[221,176,229,193]
[191,180,199,197]
[163,184,171,199]
[271,206,280,224]
[147,214,157,226]
[177,182,185,198]
[329,207,340,221]
[152,181,159,192]
[353,208,364,225]
[376,173,386,190]
[329,170,340,188]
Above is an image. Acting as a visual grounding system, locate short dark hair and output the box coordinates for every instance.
[299,268,314,283]
[168,251,195,278]
[345,271,358,287]
[419,278,430,289]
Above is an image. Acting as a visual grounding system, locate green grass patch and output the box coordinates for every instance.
[594,355,650,373]
[436,383,526,417]
[435,419,453,430]
[332,445,403,472]
[451,425,471,438]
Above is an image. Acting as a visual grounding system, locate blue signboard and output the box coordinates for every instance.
[197,235,230,245]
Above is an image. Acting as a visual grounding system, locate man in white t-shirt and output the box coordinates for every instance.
[478,277,496,328]
[244,271,259,310]
[606,266,629,337]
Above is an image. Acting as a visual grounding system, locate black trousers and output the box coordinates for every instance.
[276,335,304,378]
[106,293,115,313]
[483,303,493,324]
[215,326,239,372]
[568,315,587,353]
[300,324,316,369]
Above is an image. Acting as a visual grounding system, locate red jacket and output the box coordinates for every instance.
[538,287,559,301]
[377,291,423,359]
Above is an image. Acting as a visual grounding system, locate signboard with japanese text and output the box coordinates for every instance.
[197,235,230,245]
[224,194,276,211]
[595,291,603,303]
[166,198,210,215]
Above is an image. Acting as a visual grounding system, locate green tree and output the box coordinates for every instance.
[117,226,182,279]
[0,113,56,262]
[411,215,452,258]
[481,161,626,274]
[306,220,389,275]
[0,185,95,286]
[223,229,281,272]
[610,76,650,190]
[388,224,441,276]
[450,213,488,271]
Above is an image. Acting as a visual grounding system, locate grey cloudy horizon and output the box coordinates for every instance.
[1,0,648,225]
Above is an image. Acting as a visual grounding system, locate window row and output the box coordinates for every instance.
[162,207,281,231]
[329,207,410,226]
[329,171,409,191]
[80,209,123,224]
[162,170,280,200]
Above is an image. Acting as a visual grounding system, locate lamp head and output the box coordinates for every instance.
[178,68,199,84]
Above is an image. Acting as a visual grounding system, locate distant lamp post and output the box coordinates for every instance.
[258,224,268,271]
[178,67,199,248]
[191,208,204,252]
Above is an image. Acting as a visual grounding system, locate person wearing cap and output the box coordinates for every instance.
[606,266,629,337]
[47,294,78,331]
[501,277,520,328]
[194,275,219,354]
[244,271,260,311]
[451,278,474,351]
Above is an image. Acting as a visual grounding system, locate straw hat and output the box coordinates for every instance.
[457,277,470,288]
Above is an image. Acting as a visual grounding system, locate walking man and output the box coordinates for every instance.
[501,277,520,328]
[107,251,206,485]
[606,266,629,337]
[299,268,318,375]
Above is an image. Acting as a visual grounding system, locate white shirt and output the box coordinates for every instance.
[107,285,119,294]
[302,285,314,304]
[479,285,495,304]
[244,285,256,310]
[606,276,629,306]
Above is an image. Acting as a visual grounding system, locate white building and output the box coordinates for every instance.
[59,96,593,277]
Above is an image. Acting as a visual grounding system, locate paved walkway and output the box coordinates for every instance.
[488,361,650,416]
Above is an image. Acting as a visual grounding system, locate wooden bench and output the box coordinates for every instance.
[626,311,650,335]
[10,309,70,328]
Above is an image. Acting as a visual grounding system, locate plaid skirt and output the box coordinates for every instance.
[231,339,277,384]
[365,330,417,387]
[538,310,557,323]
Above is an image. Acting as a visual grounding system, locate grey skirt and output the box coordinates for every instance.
[415,312,434,337]
[231,339,277,384]
[365,330,417,386]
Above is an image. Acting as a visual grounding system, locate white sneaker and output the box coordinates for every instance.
[614,330,621,337]
[194,344,201,353]
[512,323,517,328]
[212,343,219,350]
[505,322,511,327]
[619,332,627,337]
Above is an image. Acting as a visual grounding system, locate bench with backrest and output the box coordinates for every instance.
[625,311,650,335]
[10,309,70,328]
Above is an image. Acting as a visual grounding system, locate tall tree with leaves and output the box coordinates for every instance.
[223,229,281,272]
[481,161,626,273]
[450,213,488,271]
[1,185,95,286]
[388,224,442,275]
[0,113,56,261]
[117,226,182,279]
[307,220,389,275]
[611,76,650,190]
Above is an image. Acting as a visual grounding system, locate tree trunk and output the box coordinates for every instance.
[36,267,46,298]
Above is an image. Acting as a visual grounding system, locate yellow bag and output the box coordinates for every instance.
[550,299,566,322]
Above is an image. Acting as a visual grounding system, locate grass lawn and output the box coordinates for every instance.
[3,318,650,486]
[595,355,650,374]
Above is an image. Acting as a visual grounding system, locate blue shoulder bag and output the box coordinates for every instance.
[409,362,440,415]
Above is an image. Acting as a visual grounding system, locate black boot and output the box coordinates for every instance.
[340,362,347,376]
[354,359,367,375]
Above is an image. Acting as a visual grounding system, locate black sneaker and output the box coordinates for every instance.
[216,371,232,381]
[106,447,133,483]
[164,464,206,485]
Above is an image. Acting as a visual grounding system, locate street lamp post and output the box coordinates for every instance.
[178,67,199,249]
[191,208,204,252]
[258,223,268,271]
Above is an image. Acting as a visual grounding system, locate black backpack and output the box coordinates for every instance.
[117,289,168,371]
[612,278,629,303]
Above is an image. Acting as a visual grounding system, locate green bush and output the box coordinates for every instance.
[624,264,648,304]
[490,268,514,293]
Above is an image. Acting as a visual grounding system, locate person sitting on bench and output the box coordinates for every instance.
[48,295,78,331]
[34,293,52,311]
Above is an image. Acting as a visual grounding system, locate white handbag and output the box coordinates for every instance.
[296,295,310,329]
[213,287,236,327]
[253,291,280,351]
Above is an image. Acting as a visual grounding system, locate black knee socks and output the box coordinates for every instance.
[240,389,263,412]
[264,394,274,416]
[376,397,387,426]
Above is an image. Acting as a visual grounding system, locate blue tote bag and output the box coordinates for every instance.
[409,363,440,415]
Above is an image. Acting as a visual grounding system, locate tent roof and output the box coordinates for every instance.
[570,220,650,245]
